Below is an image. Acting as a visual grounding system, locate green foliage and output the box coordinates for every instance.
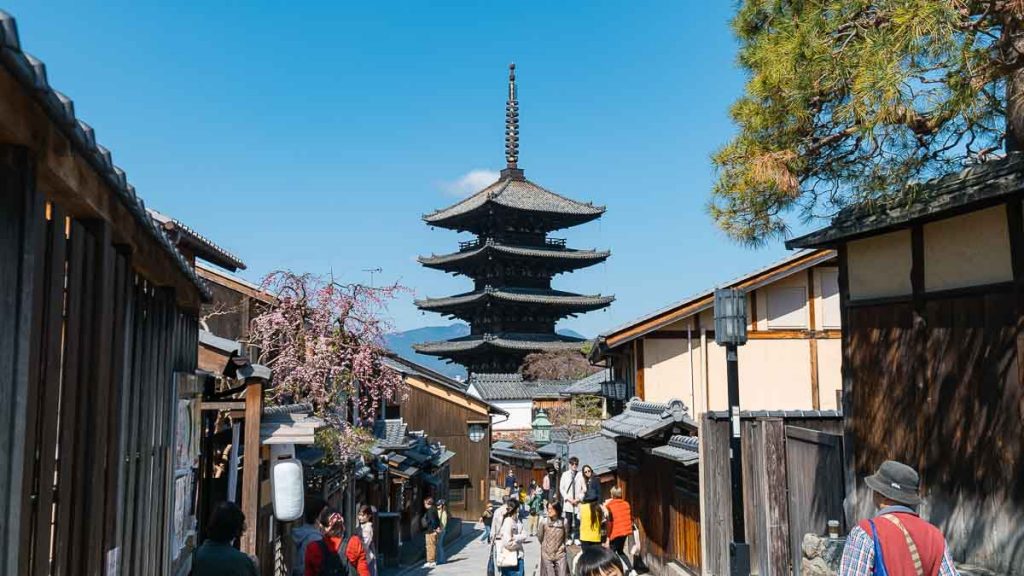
[713,0,1021,243]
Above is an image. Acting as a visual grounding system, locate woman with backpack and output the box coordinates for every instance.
[304,507,372,576]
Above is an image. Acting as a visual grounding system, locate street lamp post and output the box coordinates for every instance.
[714,288,750,576]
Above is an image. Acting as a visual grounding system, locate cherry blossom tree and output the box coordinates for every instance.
[248,270,406,462]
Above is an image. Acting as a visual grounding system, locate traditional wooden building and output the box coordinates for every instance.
[0,11,207,576]
[591,249,842,416]
[414,64,612,375]
[382,355,507,520]
[601,399,700,575]
[788,155,1024,575]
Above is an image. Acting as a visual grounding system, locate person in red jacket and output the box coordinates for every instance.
[305,507,372,576]
[838,460,958,576]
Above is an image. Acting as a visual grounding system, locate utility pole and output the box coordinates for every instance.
[363,267,382,288]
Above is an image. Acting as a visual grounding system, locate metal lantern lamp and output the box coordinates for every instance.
[531,409,552,444]
[713,287,750,576]
[467,422,487,443]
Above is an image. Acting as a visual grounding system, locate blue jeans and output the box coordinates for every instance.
[481,524,492,542]
[437,530,446,564]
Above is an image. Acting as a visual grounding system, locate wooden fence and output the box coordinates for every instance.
[701,414,843,576]
[1,151,198,576]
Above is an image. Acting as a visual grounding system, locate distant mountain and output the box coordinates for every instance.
[384,323,589,380]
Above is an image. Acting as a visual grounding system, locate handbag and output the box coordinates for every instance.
[496,518,522,568]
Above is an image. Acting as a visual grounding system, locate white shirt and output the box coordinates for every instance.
[559,469,587,514]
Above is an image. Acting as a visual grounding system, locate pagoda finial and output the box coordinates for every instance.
[502,62,523,179]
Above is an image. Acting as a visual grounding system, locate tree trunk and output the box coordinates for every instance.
[1005,15,1024,151]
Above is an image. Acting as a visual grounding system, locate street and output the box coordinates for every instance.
[382,523,541,576]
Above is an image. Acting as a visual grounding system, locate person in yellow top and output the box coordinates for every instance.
[577,492,607,552]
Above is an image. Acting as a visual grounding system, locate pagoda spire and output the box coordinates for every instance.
[502,63,524,180]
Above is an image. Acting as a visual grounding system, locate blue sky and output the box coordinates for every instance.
[7,1,801,336]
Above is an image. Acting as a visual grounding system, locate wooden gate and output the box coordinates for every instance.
[785,426,845,576]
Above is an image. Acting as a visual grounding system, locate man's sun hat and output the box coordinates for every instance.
[864,460,921,506]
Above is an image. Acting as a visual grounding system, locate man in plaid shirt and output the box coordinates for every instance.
[839,461,958,576]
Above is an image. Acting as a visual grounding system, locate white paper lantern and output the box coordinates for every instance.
[270,444,304,522]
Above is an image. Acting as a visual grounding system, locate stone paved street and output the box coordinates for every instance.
[382,522,541,576]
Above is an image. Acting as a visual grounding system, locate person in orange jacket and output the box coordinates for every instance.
[304,507,371,576]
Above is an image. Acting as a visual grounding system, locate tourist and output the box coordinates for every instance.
[437,499,449,565]
[527,484,544,536]
[495,498,528,576]
[304,507,371,576]
[480,502,495,543]
[537,501,568,576]
[574,546,624,576]
[358,505,378,576]
[422,496,442,568]
[559,457,587,545]
[505,470,517,498]
[604,487,635,575]
[582,465,600,503]
[542,468,555,502]
[292,495,326,576]
[193,501,258,576]
[577,490,606,553]
[838,460,958,575]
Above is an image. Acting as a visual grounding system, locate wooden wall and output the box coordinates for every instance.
[399,384,491,519]
[844,291,1024,573]
[701,415,843,576]
[2,154,199,576]
[618,441,701,574]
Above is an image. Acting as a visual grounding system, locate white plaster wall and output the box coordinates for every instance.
[817,338,843,410]
[924,205,1012,292]
[704,340,814,411]
[643,337,693,408]
[848,230,912,300]
[491,400,533,430]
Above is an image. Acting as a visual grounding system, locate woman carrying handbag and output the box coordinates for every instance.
[495,499,528,576]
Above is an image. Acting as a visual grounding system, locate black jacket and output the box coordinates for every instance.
[423,507,441,532]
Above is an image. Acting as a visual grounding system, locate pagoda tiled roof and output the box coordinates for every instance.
[418,240,610,271]
[415,287,613,311]
[423,176,604,226]
[413,332,585,355]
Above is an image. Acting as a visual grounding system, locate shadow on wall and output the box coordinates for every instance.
[845,294,1024,574]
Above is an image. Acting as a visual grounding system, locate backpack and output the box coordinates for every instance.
[314,538,359,576]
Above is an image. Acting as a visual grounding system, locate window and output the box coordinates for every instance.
[819,270,841,329]
[765,285,807,329]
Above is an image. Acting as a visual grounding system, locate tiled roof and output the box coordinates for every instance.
[706,409,842,420]
[562,369,612,395]
[372,419,409,449]
[416,288,613,311]
[538,432,617,476]
[414,333,585,355]
[199,329,242,355]
[468,372,571,400]
[260,403,323,445]
[788,153,1024,249]
[492,440,543,461]
[601,397,697,439]
[149,209,246,272]
[0,13,209,301]
[381,355,510,416]
[424,176,605,225]
[419,241,609,268]
[650,435,699,466]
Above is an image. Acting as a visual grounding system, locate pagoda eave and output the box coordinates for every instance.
[417,243,610,275]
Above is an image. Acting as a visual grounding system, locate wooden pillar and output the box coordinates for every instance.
[807,269,820,410]
[0,145,40,576]
[635,339,645,400]
[240,378,264,555]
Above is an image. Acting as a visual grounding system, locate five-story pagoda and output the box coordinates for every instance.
[414,64,613,375]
